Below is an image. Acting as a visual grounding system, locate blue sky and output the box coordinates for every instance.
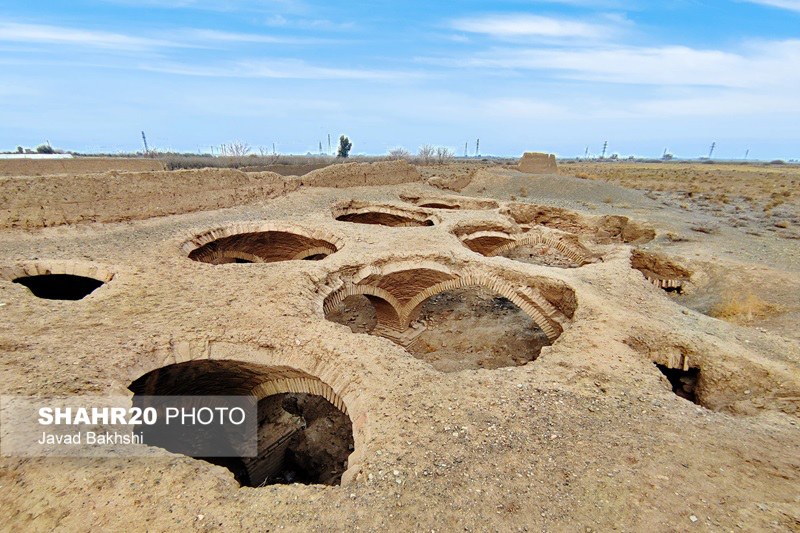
[1,0,799,159]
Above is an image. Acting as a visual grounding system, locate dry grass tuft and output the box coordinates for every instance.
[709,292,779,323]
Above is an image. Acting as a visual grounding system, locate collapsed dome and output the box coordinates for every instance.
[460,230,591,268]
[3,262,114,301]
[14,274,104,300]
[129,360,354,487]
[630,250,692,292]
[185,225,340,265]
[323,263,575,372]
[400,194,499,211]
[332,202,435,227]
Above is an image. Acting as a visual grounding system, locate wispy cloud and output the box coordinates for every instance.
[450,14,615,40]
[0,21,175,51]
[141,58,412,81]
[176,29,335,45]
[433,40,800,89]
[265,14,355,31]
[99,0,305,13]
[744,0,800,12]
[0,21,340,52]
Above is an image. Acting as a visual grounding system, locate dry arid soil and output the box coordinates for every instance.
[0,158,798,532]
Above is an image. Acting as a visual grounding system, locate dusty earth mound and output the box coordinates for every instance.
[0,159,798,531]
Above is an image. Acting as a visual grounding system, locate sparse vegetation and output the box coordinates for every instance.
[418,144,435,164]
[709,291,779,323]
[218,141,251,157]
[35,144,55,154]
[387,147,410,159]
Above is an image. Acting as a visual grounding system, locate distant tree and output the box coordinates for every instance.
[36,144,55,154]
[435,146,454,164]
[417,144,435,164]
[337,135,352,158]
[387,147,410,159]
[219,141,250,157]
[16,146,23,153]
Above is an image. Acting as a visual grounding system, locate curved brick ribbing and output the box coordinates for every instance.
[127,354,366,484]
[185,225,340,265]
[489,234,590,265]
[250,377,347,415]
[332,203,435,227]
[323,266,568,342]
[182,222,343,261]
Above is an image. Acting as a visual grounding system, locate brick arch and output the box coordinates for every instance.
[127,356,366,484]
[331,202,436,227]
[182,221,342,255]
[323,283,404,331]
[489,233,590,265]
[401,273,563,341]
[182,222,342,265]
[322,263,569,343]
[250,377,347,415]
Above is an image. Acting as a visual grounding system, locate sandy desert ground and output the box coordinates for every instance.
[0,157,798,532]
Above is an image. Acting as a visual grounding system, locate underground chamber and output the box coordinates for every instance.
[324,268,572,372]
[129,360,354,487]
[13,274,105,300]
[187,230,338,265]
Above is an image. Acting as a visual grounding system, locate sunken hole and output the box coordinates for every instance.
[188,230,338,265]
[335,211,434,227]
[326,287,551,373]
[631,250,691,293]
[656,363,700,404]
[13,274,105,300]
[129,361,354,488]
[461,233,588,268]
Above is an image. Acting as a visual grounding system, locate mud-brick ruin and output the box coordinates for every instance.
[0,157,798,531]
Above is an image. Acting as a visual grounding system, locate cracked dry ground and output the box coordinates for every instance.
[0,162,798,532]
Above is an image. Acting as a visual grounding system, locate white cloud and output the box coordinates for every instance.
[450,14,613,39]
[0,21,175,50]
[745,0,800,12]
[140,58,410,81]
[440,40,800,89]
[177,29,332,45]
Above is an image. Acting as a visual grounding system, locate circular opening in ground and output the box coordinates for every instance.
[129,360,354,487]
[13,274,105,300]
[461,232,590,268]
[326,285,555,373]
[335,211,434,227]
[187,230,338,265]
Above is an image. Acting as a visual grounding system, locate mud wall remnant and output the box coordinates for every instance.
[0,169,296,229]
[0,157,166,177]
[518,152,558,174]
[300,160,421,188]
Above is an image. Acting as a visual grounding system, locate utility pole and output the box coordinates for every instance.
[141,131,149,153]
[319,141,323,155]
[272,142,276,155]
[584,146,589,159]
[744,148,750,161]
[601,140,608,159]
[327,134,331,155]
[464,141,468,158]
[476,138,480,157]
[708,142,716,159]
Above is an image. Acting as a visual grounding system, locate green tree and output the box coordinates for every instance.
[337,135,352,158]
[36,144,55,154]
